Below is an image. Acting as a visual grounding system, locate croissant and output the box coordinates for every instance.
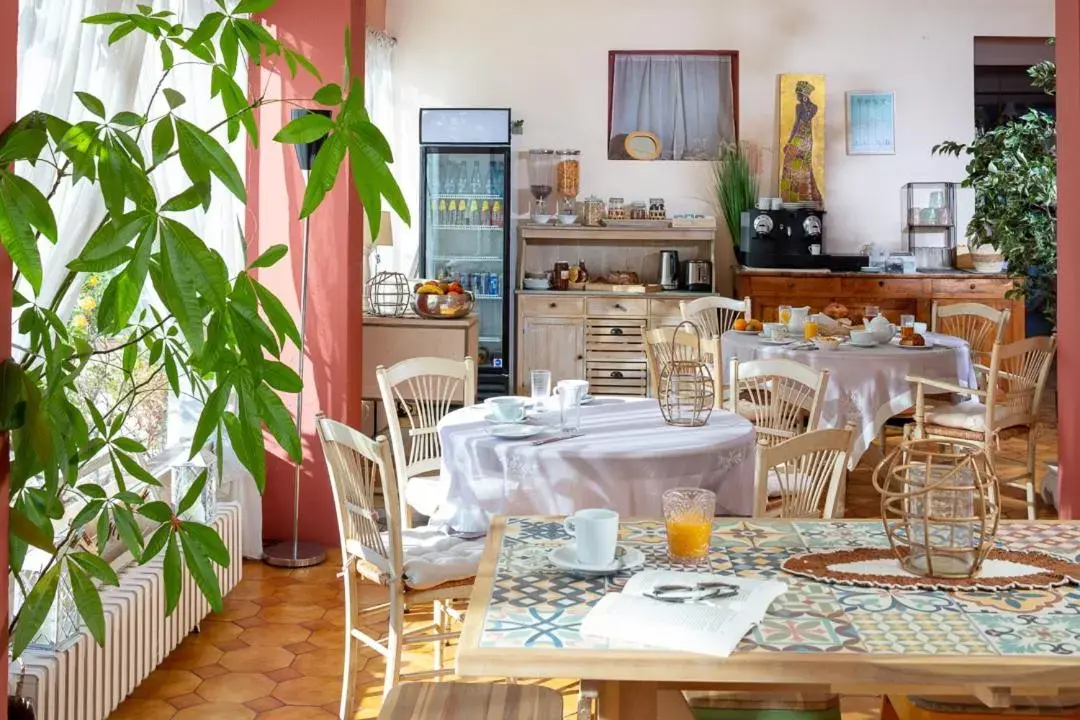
[900,333,926,347]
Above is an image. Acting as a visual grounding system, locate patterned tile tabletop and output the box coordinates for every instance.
[475,518,1080,658]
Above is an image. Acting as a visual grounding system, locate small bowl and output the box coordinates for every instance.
[523,278,550,290]
[558,214,579,226]
[813,337,840,352]
[413,291,474,319]
[850,330,877,346]
[533,214,553,225]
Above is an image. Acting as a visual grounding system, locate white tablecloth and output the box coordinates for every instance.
[433,397,756,531]
[722,332,977,466]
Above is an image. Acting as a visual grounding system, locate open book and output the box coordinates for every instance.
[579,570,788,658]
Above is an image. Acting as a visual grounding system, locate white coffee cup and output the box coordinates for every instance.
[563,508,619,566]
[763,322,787,339]
[809,244,822,255]
[770,197,783,210]
[850,330,876,345]
[488,396,526,422]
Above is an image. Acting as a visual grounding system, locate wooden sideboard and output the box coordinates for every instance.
[735,269,1025,341]
[361,314,479,401]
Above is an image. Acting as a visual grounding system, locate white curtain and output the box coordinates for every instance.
[16,0,262,558]
[610,54,736,161]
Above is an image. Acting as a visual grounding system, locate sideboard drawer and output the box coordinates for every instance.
[931,278,1014,297]
[519,296,585,317]
[841,278,931,296]
[749,276,842,296]
[586,297,649,317]
[648,298,684,321]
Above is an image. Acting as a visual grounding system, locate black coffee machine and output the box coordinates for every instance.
[740,208,865,271]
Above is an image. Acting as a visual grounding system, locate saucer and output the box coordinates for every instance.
[731,329,760,335]
[891,339,935,350]
[484,413,527,424]
[847,341,879,348]
[760,337,796,345]
[486,424,545,440]
[549,544,645,577]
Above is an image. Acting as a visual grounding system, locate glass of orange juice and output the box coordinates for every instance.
[662,487,715,564]
[804,319,819,340]
[779,305,792,325]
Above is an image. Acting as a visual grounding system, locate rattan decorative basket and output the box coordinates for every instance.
[658,321,715,428]
[873,439,1000,579]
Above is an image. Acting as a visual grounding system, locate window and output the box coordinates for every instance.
[607,50,738,161]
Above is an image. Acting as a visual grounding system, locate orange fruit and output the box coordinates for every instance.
[733,318,748,331]
[747,319,763,331]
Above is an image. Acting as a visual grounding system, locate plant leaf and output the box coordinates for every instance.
[161,183,211,213]
[68,551,119,586]
[113,437,147,454]
[163,88,186,110]
[10,563,61,659]
[175,118,246,202]
[180,530,223,612]
[253,279,301,347]
[151,115,175,167]
[255,383,301,461]
[177,468,208,515]
[249,243,287,269]
[115,449,163,487]
[180,521,230,566]
[191,381,231,458]
[185,11,224,49]
[138,500,175,523]
[67,562,107,647]
[83,12,128,24]
[9,506,56,553]
[313,83,343,107]
[111,111,145,127]
[142,524,170,562]
[299,132,346,219]
[111,503,145,555]
[75,91,107,119]
[235,0,276,13]
[262,360,302,392]
[0,173,44,291]
[274,111,334,145]
[163,532,182,614]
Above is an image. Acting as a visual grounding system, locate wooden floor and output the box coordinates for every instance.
[111,397,1059,719]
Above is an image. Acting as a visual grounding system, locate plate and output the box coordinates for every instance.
[891,339,936,350]
[549,544,646,577]
[760,337,796,345]
[847,341,879,348]
[484,413,527,424]
[486,424,546,440]
[860,266,884,273]
[731,329,761,334]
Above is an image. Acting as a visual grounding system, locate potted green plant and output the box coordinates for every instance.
[711,141,761,262]
[933,51,1056,331]
[1,1,408,705]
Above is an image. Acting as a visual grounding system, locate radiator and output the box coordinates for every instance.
[11,502,243,720]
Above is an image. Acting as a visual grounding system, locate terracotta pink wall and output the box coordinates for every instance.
[368,0,387,31]
[1,0,16,706]
[1057,0,1078,519]
[249,0,367,547]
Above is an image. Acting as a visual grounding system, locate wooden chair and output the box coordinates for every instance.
[317,415,477,714]
[753,428,853,519]
[680,295,751,338]
[377,356,477,526]
[379,682,564,719]
[643,326,723,405]
[907,335,1057,519]
[728,358,829,446]
[931,301,1011,368]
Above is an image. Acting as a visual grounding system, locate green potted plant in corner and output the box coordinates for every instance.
[1,2,409,710]
[933,50,1056,332]
[711,141,762,265]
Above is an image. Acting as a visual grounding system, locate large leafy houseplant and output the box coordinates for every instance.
[933,53,1057,326]
[1,1,408,663]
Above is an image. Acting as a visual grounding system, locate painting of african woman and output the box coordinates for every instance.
[778,74,826,204]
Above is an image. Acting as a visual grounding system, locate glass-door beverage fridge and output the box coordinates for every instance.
[419,108,512,398]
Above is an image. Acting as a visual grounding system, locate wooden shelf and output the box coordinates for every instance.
[519,225,714,242]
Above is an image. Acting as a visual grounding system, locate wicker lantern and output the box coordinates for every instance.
[365,271,411,317]
[873,439,1000,578]
[658,321,715,427]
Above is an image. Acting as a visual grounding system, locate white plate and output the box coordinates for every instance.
[549,544,646,577]
[486,424,546,439]
[891,338,936,350]
[760,337,796,345]
[731,329,760,334]
[484,413,527,424]
[847,341,879,348]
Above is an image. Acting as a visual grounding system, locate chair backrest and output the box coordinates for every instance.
[644,326,721,406]
[316,414,403,584]
[931,302,1011,364]
[982,335,1057,431]
[680,296,750,338]
[754,428,852,519]
[729,358,829,446]
[376,356,477,522]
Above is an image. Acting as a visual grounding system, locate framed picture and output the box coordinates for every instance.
[846,91,895,155]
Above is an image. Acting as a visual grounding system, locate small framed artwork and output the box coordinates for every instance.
[846,91,895,155]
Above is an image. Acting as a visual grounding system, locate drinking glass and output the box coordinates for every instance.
[556,380,588,433]
[778,305,792,325]
[803,319,819,340]
[864,306,880,323]
[901,314,916,338]
[662,487,715,564]
[530,369,552,404]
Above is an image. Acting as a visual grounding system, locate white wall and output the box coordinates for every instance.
[387,0,1053,260]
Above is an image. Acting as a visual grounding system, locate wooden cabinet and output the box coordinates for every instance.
[519,316,585,390]
[736,270,1026,341]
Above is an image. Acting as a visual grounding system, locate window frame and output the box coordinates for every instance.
[606,49,741,160]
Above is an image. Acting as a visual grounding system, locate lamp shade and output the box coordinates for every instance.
[291,108,332,171]
[365,211,394,247]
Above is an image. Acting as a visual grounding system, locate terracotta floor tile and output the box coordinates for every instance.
[302,619,334,632]
[131,669,201,699]
[173,701,255,719]
[213,598,261,622]
[166,692,204,710]
[161,639,224,670]
[240,623,312,647]
[258,602,326,624]
[197,671,276,703]
[245,695,285,713]
[198,620,244,646]
[265,667,304,683]
[274,583,339,604]
[235,616,266,629]
[307,628,346,649]
[192,664,229,680]
[258,706,338,720]
[219,646,295,673]
[108,698,179,719]
[215,639,250,651]
[284,641,318,655]
[291,647,346,678]
[272,675,342,706]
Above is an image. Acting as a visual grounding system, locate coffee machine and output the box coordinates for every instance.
[739,208,865,271]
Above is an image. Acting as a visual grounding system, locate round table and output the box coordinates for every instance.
[432,397,756,531]
[722,331,976,466]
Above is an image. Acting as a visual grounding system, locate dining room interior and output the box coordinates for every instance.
[2,0,1080,719]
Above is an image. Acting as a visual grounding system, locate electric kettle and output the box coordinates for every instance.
[659,250,680,290]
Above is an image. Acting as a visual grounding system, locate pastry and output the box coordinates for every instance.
[899,333,926,347]
[823,302,849,320]
[605,270,640,284]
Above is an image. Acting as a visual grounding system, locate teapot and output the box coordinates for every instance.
[786,306,811,334]
[867,314,894,344]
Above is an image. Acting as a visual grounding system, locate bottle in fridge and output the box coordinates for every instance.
[419,107,513,399]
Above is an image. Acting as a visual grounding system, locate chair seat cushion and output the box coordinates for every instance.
[404,475,447,518]
[925,400,993,432]
[347,525,483,590]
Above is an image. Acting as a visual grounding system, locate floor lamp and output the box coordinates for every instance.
[264,108,332,569]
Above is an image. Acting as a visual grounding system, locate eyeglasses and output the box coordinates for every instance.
[643,581,740,603]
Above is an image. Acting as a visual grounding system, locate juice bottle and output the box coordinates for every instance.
[492,200,504,227]
[480,200,491,226]
[458,199,468,225]
[437,199,447,226]
[469,199,481,226]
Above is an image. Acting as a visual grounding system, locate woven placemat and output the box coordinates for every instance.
[781,547,1080,591]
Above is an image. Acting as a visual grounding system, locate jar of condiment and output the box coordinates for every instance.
[629,201,648,220]
[582,196,605,226]
[607,197,625,220]
[555,150,581,200]
[648,197,666,220]
[553,260,571,291]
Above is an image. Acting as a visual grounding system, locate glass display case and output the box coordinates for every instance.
[902,182,957,270]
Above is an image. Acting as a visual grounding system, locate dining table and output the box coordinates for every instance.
[722,330,977,467]
[457,516,1080,720]
[431,397,756,532]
